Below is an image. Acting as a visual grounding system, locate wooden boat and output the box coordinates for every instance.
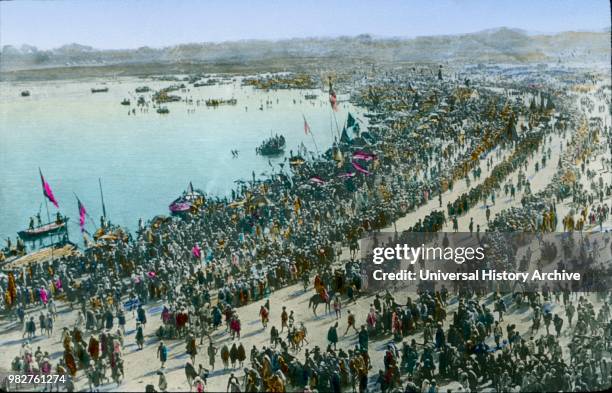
[169,183,205,215]
[193,79,217,87]
[121,99,130,105]
[21,90,30,97]
[256,135,285,156]
[205,98,237,107]
[91,87,109,93]
[18,218,70,240]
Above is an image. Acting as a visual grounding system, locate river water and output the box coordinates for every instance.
[0,76,363,243]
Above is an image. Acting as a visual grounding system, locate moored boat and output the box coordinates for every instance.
[121,99,130,105]
[91,87,109,93]
[21,90,30,97]
[169,183,205,215]
[18,218,70,240]
[157,106,170,114]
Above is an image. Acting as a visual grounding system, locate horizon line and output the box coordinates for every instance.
[3,26,610,52]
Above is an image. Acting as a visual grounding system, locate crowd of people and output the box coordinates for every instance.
[0,66,610,392]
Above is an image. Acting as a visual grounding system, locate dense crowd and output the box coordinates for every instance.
[0,68,610,392]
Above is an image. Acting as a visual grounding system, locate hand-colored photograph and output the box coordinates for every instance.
[0,1,610,392]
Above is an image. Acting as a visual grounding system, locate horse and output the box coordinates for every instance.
[308,294,331,316]
[289,328,306,352]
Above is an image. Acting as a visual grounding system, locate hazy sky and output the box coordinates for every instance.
[1,0,609,49]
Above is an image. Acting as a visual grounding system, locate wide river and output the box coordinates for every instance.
[0,76,365,244]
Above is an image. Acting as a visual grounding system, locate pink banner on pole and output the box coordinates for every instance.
[39,169,59,208]
[78,199,87,232]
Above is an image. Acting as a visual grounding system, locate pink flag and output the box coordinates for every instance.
[39,169,59,208]
[303,115,311,134]
[328,79,338,112]
[192,244,201,258]
[77,198,87,233]
[352,161,371,175]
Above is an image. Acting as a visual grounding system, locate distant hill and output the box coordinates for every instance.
[1,27,609,74]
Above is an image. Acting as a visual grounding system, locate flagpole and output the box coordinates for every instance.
[39,168,52,224]
[303,115,320,156]
[99,178,107,219]
[332,111,341,139]
[327,77,341,140]
[74,193,97,235]
[40,168,54,262]
[43,194,56,258]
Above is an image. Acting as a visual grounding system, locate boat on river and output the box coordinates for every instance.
[18,218,70,240]
[205,98,237,107]
[91,87,109,93]
[169,183,205,215]
[256,134,286,156]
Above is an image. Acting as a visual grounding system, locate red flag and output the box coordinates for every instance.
[77,198,87,233]
[39,169,59,208]
[329,89,338,112]
[303,115,311,134]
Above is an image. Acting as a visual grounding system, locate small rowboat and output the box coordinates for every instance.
[18,218,69,240]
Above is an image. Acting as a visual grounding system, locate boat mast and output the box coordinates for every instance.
[99,178,107,219]
[39,168,54,261]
